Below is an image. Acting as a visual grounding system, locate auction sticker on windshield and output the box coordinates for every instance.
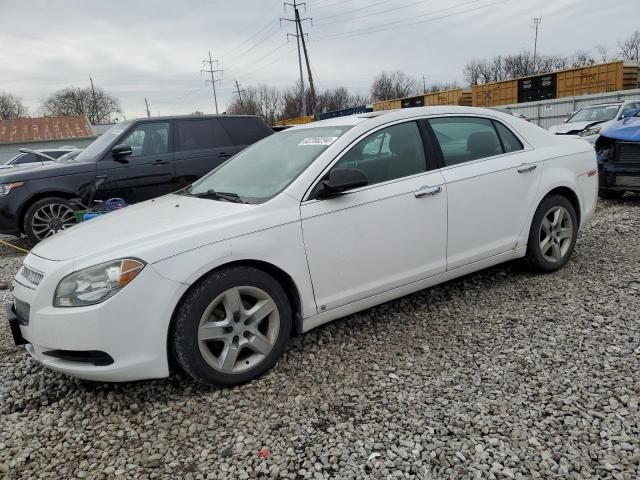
[299,136,339,146]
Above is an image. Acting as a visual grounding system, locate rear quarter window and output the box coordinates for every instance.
[220,117,273,146]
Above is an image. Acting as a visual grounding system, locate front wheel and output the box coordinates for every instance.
[525,195,578,273]
[171,266,292,387]
[23,197,77,244]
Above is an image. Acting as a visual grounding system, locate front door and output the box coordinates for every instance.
[428,116,543,270]
[301,120,447,312]
[97,121,176,203]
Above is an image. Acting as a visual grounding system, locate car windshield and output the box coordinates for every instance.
[185,126,352,203]
[75,122,131,161]
[568,105,620,123]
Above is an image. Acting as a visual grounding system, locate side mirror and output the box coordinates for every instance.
[621,108,640,119]
[318,168,368,198]
[111,144,132,158]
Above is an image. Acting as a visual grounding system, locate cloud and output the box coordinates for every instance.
[0,0,635,119]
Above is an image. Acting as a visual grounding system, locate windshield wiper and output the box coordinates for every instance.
[190,189,247,203]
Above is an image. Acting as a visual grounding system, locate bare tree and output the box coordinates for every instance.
[41,86,121,124]
[0,93,28,119]
[425,81,461,93]
[371,70,419,101]
[618,30,640,61]
[595,45,611,63]
[569,49,596,68]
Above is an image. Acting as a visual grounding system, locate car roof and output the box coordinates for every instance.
[291,106,510,129]
[584,102,623,107]
[125,114,262,123]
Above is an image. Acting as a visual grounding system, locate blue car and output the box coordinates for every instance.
[595,109,640,198]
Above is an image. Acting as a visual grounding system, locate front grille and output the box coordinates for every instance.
[616,142,640,163]
[13,298,30,325]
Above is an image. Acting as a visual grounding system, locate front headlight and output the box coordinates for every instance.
[0,182,24,197]
[54,259,145,307]
[579,126,601,137]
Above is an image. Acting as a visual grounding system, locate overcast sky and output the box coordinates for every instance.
[0,0,637,120]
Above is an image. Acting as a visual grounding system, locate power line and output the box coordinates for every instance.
[312,0,506,41]
[314,0,435,27]
[312,0,393,23]
[201,50,223,114]
[218,19,280,62]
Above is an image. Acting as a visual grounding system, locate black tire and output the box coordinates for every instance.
[524,194,578,273]
[23,196,77,244]
[171,266,292,387]
[598,189,625,199]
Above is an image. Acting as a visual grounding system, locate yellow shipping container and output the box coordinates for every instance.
[275,115,314,126]
[556,61,639,97]
[372,99,402,111]
[472,80,518,107]
[424,88,473,106]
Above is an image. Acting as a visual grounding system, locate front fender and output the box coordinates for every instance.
[151,221,317,319]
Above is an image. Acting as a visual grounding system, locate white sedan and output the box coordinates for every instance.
[7,107,598,386]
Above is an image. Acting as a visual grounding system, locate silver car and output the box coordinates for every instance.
[548,101,640,144]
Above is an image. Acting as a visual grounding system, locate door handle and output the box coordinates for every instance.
[517,164,537,173]
[217,152,231,158]
[153,160,169,166]
[414,185,442,198]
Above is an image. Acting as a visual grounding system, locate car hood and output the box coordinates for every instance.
[31,193,299,264]
[0,159,95,182]
[549,120,604,134]
[599,116,640,142]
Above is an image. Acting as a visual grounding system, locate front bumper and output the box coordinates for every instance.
[8,254,189,382]
[598,163,640,191]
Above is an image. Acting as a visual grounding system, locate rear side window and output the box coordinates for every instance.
[13,153,38,164]
[44,151,67,159]
[429,117,502,166]
[493,121,524,153]
[220,117,272,146]
[175,119,232,151]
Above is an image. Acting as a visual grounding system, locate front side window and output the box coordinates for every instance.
[429,117,504,166]
[121,122,169,157]
[186,126,351,203]
[13,153,38,165]
[332,121,426,186]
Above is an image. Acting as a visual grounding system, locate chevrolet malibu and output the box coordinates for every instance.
[6,107,598,387]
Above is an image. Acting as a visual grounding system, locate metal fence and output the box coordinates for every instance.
[502,88,640,129]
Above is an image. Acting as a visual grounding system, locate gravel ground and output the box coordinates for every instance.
[1,197,639,480]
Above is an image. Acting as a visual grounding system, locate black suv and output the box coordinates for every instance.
[0,115,273,242]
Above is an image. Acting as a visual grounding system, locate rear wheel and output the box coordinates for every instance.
[23,197,77,244]
[171,266,292,387]
[525,195,578,273]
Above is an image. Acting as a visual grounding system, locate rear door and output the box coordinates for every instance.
[173,118,236,187]
[428,116,542,270]
[96,120,176,203]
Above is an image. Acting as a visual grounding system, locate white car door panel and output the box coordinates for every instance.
[429,116,543,270]
[442,151,543,269]
[301,170,447,312]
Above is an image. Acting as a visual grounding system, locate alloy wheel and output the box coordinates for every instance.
[539,206,573,263]
[31,203,76,240]
[197,286,280,374]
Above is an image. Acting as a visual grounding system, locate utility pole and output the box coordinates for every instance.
[202,50,223,114]
[144,98,151,118]
[294,5,316,115]
[532,17,541,73]
[233,79,246,113]
[281,1,308,117]
[89,76,98,124]
[422,75,427,94]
